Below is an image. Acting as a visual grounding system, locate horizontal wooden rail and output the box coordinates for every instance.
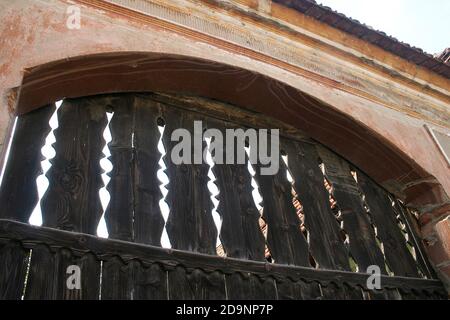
[0,220,446,300]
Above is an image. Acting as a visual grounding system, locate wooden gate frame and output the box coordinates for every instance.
[12,52,449,213]
[2,52,449,294]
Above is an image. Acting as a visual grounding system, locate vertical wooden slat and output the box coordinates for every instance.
[53,248,79,300]
[356,171,419,277]
[52,249,100,300]
[225,272,277,299]
[0,104,55,222]
[393,201,436,279]
[79,252,101,300]
[282,139,350,271]
[209,119,265,261]
[133,96,165,246]
[168,267,226,299]
[41,98,107,234]
[317,147,386,273]
[254,136,310,266]
[123,260,144,300]
[101,256,128,300]
[105,95,134,241]
[137,263,168,300]
[25,244,56,299]
[0,240,29,299]
[162,105,217,254]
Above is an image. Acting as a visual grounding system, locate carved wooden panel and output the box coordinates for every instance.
[282,138,350,271]
[209,119,265,261]
[161,105,217,254]
[0,104,55,222]
[41,98,107,234]
[317,146,386,273]
[253,136,310,267]
[133,95,165,246]
[356,170,419,277]
[105,95,135,241]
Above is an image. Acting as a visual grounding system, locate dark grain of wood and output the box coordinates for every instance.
[24,244,56,299]
[41,98,107,234]
[356,170,419,277]
[225,273,277,299]
[276,279,322,300]
[137,263,168,299]
[209,119,265,261]
[0,220,445,297]
[105,95,135,241]
[254,136,310,267]
[133,95,165,246]
[101,256,129,299]
[162,105,217,254]
[0,104,55,222]
[317,147,386,273]
[0,240,29,299]
[282,139,350,271]
[168,267,226,299]
[393,201,436,279]
[79,252,101,300]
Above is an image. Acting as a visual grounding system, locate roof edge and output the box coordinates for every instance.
[273,0,450,79]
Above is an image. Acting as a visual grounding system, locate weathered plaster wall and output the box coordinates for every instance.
[0,0,449,289]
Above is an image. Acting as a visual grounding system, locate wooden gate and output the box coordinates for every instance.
[0,92,446,299]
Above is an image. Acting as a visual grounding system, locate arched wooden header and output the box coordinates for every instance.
[15,52,446,210]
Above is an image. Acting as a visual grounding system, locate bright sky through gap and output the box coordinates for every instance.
[317,0,450,54]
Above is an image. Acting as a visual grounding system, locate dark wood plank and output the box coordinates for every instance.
[79,252,101,300]
[253,136,310,266]
[52,249,100,300]
[102,258,167,300]
[133,96,165,246]
[366,288,402,300]
[209,119,265,261]
[101,256,129,299]
[168,266,226,299]
[276,278,322,300]
[320,282,351,299]
[317,147,386,273]
[24,244,56,299]
[282,139,350,271]
[393,201,436,279]
[0,240,29,299]
[0,104,55,222]
[41,97,107,234]
[162,105,217,254]
[137,263,168,300]
[53,248,79,299]
[225,272,277,299]
[356,170,419,277]
[105,95,134,241]
[1,220,445,296]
